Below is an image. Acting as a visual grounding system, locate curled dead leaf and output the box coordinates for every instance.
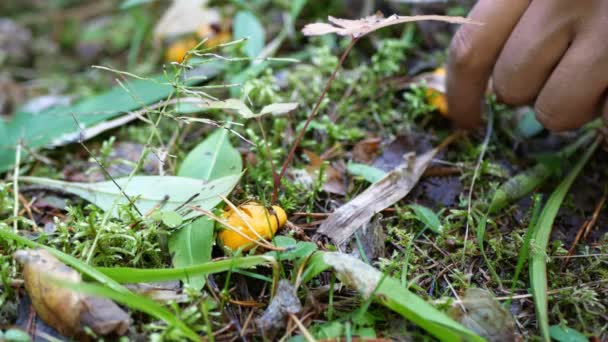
[13,249,130,338]
[449,288,517,342]
[14,249,82,336]
[256,280,302,331]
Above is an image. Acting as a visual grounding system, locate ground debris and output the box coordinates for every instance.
[449,288,517,342]
[317,147,438,246]
[256,280,302,331]
[13,249,130,338]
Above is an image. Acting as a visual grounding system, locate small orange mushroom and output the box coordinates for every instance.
[218,202,287,251]
[424,67,448,116]
[165,38,198,63]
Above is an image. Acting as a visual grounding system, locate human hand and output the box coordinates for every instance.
[446,0,608,131]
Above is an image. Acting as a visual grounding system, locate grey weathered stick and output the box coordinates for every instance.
[316,148,438,246]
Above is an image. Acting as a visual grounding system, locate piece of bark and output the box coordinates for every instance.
[316,149,438,245]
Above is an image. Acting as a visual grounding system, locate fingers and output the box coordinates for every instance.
[534,31,608,131]
[446,0,529,129]
[492,1,576,105]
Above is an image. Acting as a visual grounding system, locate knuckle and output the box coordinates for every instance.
[492,74,531,105]
[534,103,567,131]
[448,29,478,69]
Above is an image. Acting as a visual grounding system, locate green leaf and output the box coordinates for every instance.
[530,137,599,342]
[409,204,442,233]
[192,99,297,119]
[19,174,241,219]
[0,73,217,173]
[168,217,214,290]
[290,0,308,19]
[270,236,317,261]
[170,128,243,290]
[59,281,199,341]
[178,129,242,180]
[120,0,156,9]
[303,252,484,342]
[347,162,386,183]
[161,210,183,228]
[549,325,588,342]
[233,11,265,58]
[489,130,595,213]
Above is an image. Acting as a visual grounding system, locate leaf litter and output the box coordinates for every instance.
[2,3,607,342]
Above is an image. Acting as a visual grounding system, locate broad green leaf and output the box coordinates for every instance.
[549,325,588,342]
[269,236,317,261]
[178,129,242,180]
[170,128,243,290]
[233,11,265,58]
[409,204,441,233]
[259,103,298,117]
[168,217,214,290]
[0,73,217,173]
[161,210,183,228]
[529,137,599,342]
[19,174,241,219]
[302,252,484,342]
[193,99,297,119]
[347,162,386,183]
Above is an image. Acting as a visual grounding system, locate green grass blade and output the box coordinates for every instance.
[97,255,275,283]
[59,281,199,341]
[529,136,600,341]
[489,130,595,213]
[508,193,543,305]
[304,252,485,342]
[0,228,129,294]
[476,211,502,287]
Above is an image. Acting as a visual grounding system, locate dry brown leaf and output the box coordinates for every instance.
[316,148,438,245]
[13,249,130,338]
[256,280,302,331]
[302,13,477,38]
[352,137,381,163]
[449,288,517,342]
[14,249,83,336]
[304,150,347,195]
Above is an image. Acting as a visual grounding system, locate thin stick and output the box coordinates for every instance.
[257,117,277,185]
[462,105,494,264]
[563,188,607,266]
[288,313,316,342]
[13,142,21,233]
[272,37,360,203]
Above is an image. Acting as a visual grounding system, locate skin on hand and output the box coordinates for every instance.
[447,0,608,131]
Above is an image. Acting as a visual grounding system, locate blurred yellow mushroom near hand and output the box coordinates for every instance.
[218,202,287,251]
[424,67,448,116]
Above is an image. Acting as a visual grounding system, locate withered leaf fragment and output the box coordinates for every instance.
[449,288,517,342]
[14,249,130,337]
[302,13,476,38]
[256,280,302,331]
